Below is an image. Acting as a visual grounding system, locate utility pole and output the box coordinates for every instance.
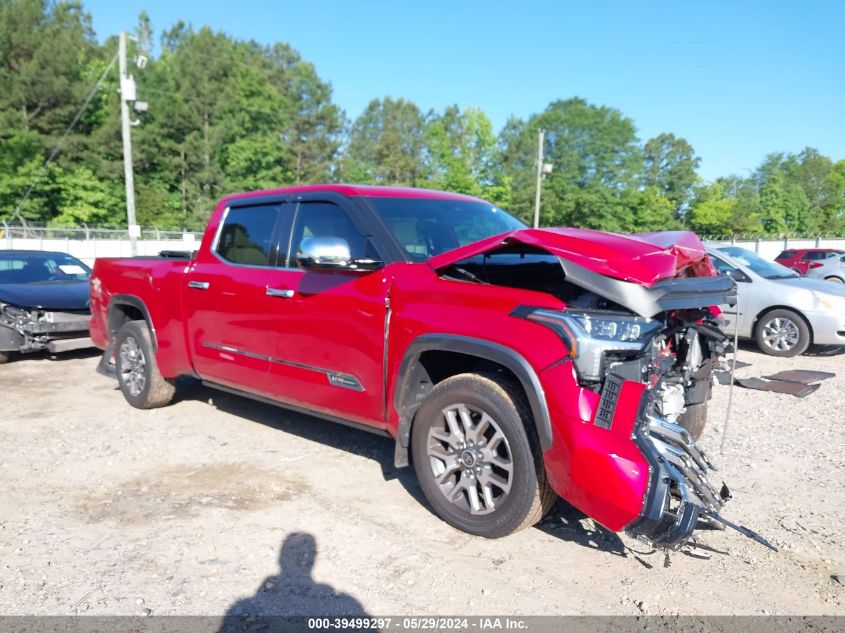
[533,129,545,229]
[119,31,139,256]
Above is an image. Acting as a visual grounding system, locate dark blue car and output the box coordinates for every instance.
[0,250,93,363]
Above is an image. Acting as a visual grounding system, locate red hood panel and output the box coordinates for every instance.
[428,228,716,287]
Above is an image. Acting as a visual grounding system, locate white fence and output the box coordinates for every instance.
[0,225,201,266]
[709,237,845,260]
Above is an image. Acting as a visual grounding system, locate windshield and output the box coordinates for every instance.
[365,197,526,261]
[717,246,799,279]
[0,252,91,284]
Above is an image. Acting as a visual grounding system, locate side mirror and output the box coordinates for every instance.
[725,268,751,283]
[295,236,383,271]
[296,237,352,269]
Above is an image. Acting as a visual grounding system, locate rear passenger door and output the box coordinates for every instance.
[184,197,292,396]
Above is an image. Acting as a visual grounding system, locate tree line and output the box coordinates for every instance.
[2,0,844,235]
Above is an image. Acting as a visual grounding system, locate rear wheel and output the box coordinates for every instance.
[754,309,811,357]
[0,350,10,364]
[115,320,175,409]
[410,373,555,538]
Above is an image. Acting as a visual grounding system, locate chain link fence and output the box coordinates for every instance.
[2,223,844,265]
[0,221,200,241]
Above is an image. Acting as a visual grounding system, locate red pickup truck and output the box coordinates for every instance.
[90,184,759,549]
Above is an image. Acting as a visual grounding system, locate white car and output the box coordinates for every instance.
[806,252,845,284]
[707,246,845,357]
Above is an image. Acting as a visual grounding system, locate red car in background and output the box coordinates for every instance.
[775,248,844,275]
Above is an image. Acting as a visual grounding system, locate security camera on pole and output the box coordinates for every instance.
[118,31,148,256]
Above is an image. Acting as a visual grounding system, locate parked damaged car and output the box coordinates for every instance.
[0,250,93,363]
[90,185,774,551]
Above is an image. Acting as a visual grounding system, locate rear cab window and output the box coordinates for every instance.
[215,203,292,267]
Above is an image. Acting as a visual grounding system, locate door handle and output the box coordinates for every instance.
[266,287,295,298]
[188,281,210,290]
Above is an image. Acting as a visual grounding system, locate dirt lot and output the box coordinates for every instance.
[1,345,843,617]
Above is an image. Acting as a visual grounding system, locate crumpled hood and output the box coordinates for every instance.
[429,228,716,286]
[0,281,91,311]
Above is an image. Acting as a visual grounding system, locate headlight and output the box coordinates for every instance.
[816,294,845,315]
[516,308,661,382]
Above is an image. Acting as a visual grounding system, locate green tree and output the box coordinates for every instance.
[642,132,700,219]
[344,97,427,185]
[423,105,507,202]
[498,97,642,229]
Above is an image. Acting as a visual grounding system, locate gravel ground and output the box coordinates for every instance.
[0,345,843,616]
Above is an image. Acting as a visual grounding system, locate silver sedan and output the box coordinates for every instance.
[707,245,845,356]
[806,252,845,284]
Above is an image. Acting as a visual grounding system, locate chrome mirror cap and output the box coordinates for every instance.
[296,236,352,269]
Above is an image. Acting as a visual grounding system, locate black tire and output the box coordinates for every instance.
[677,402,707,442]
[410,372,555,538]
[115,320,175,409]
[0,350,10,364]
[824,276,844,284]
[754,308,811,357]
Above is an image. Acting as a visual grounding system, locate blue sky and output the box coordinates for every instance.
[83,0,844,181]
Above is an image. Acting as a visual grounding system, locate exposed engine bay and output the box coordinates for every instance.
[444,244,777,551]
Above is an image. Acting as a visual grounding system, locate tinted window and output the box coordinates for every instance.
[366,197,525,261]
[804,251,827,260]
[776,251,795,260]
[216,204,283,266]
[717,247,798,279]
[0,253,90,284]
[289,202,378,267]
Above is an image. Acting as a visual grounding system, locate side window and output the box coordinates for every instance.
[710,256,736,276]
[216,203,288,267]
[778,251,795,259]
[289,202,378,267]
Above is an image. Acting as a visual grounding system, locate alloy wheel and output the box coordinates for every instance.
[761,316,800,352]
[426,403,513,516]
[119,335,147,397]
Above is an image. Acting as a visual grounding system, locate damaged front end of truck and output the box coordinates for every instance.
[433,228,775,551]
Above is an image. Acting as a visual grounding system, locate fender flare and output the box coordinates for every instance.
[107,295,158,350]
[392,334,552,467]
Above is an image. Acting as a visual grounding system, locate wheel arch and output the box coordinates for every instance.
[752,305,814,344]
[107,295,158,350]
[392,334,551,468]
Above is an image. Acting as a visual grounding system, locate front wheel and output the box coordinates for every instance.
[754,309,811,357]
[824,276,844,284]
[410,373,555,538]
[677,402,707,442]
[115,320,175,409]
[0,350,10,364]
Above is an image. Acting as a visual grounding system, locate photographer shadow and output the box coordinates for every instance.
[220,532,371,632]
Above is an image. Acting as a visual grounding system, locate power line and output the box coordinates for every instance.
[11,52,119,226]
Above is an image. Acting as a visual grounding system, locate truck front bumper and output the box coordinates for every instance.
[539,361,726,548]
